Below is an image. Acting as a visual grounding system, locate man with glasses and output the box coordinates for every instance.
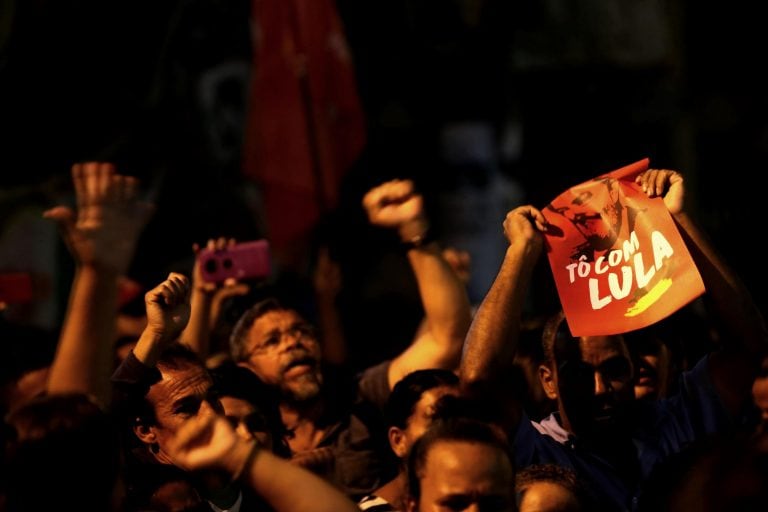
[228,179,472,499]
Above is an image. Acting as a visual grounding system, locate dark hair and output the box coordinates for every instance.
[4,393,120,511]
[124,342,209,426]
[406,417,513,502]
[384,369,459,429]
[229,298,289,362]
[515,463,580,490]
[515,463,592,508]
[541,310,631,366]
[541,310,571,365]
[429,392,504,426]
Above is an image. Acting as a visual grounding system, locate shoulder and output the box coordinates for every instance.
[357,359,392,410]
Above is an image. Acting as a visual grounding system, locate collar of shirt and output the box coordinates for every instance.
[208,490,243,512]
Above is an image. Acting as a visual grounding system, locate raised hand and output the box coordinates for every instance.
[503,204,548,251]
[635,169,685,215]
[46,162,152,405]
[144,272,192,346]
[181,237,250,359]
[166,414,360,512]
[191,237,251,322]
[362,179,428,242]
[192,237,237,294]
[166,414,245,474]
[43,161,154,274]
[366,179,473,385]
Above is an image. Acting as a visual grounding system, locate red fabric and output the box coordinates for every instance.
[242,0,366,252]
[542,158,705,336]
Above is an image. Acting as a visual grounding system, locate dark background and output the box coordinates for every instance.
[2,0,767,371]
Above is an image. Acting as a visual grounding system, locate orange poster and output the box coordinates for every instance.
[542,158,705,336]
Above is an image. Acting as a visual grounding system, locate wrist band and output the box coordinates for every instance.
[401,230,434,251]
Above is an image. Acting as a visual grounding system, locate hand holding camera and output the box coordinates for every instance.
[195,239,271,286]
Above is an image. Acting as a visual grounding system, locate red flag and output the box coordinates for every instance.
[242,0,366,259]
[542,159,705,336]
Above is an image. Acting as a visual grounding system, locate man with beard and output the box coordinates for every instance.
[459,168,768,510]
[113,273,366,511]
[228,179,471,499]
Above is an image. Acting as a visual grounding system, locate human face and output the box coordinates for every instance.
[517,481,581,512]
[220,395,273,449]
[410,440,515,512]
[554,335,634,438]
[242,309,323,403]
[391,385,459,458]
[140,363,223,464]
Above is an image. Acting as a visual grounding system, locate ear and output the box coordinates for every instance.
[133,421,157,446]
[389,426,408,459]
[538,364,558,400]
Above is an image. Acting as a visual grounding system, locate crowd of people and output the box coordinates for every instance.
[2,161,768,512]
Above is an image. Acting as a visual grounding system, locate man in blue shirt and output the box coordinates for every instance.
[460,168,768,510]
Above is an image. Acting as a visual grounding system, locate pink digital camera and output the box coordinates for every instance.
[197,239,271,284]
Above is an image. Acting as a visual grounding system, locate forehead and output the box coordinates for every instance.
[148,364,212,408]
[519,481,580,510]
[577,335,629,364]
[249,309,304,336]
[423,440,513,491]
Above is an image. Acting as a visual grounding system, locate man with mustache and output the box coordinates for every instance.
[460,168,768,510]
[228,179,471,499]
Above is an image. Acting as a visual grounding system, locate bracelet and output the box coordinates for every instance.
[230,441,261,484]
[401,230,434,251]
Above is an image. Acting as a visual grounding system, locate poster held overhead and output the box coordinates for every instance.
[542,158,705,336]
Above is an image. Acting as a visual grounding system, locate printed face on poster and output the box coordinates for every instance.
[542,158,705,337]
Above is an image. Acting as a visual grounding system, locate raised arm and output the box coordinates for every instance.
[132,272,192,368]
[179,238,249,361]
[459,205,548,430]
[637,169,768,415]
[167,414,360,512]
[44,162,153,406]
[363,179,472,388]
